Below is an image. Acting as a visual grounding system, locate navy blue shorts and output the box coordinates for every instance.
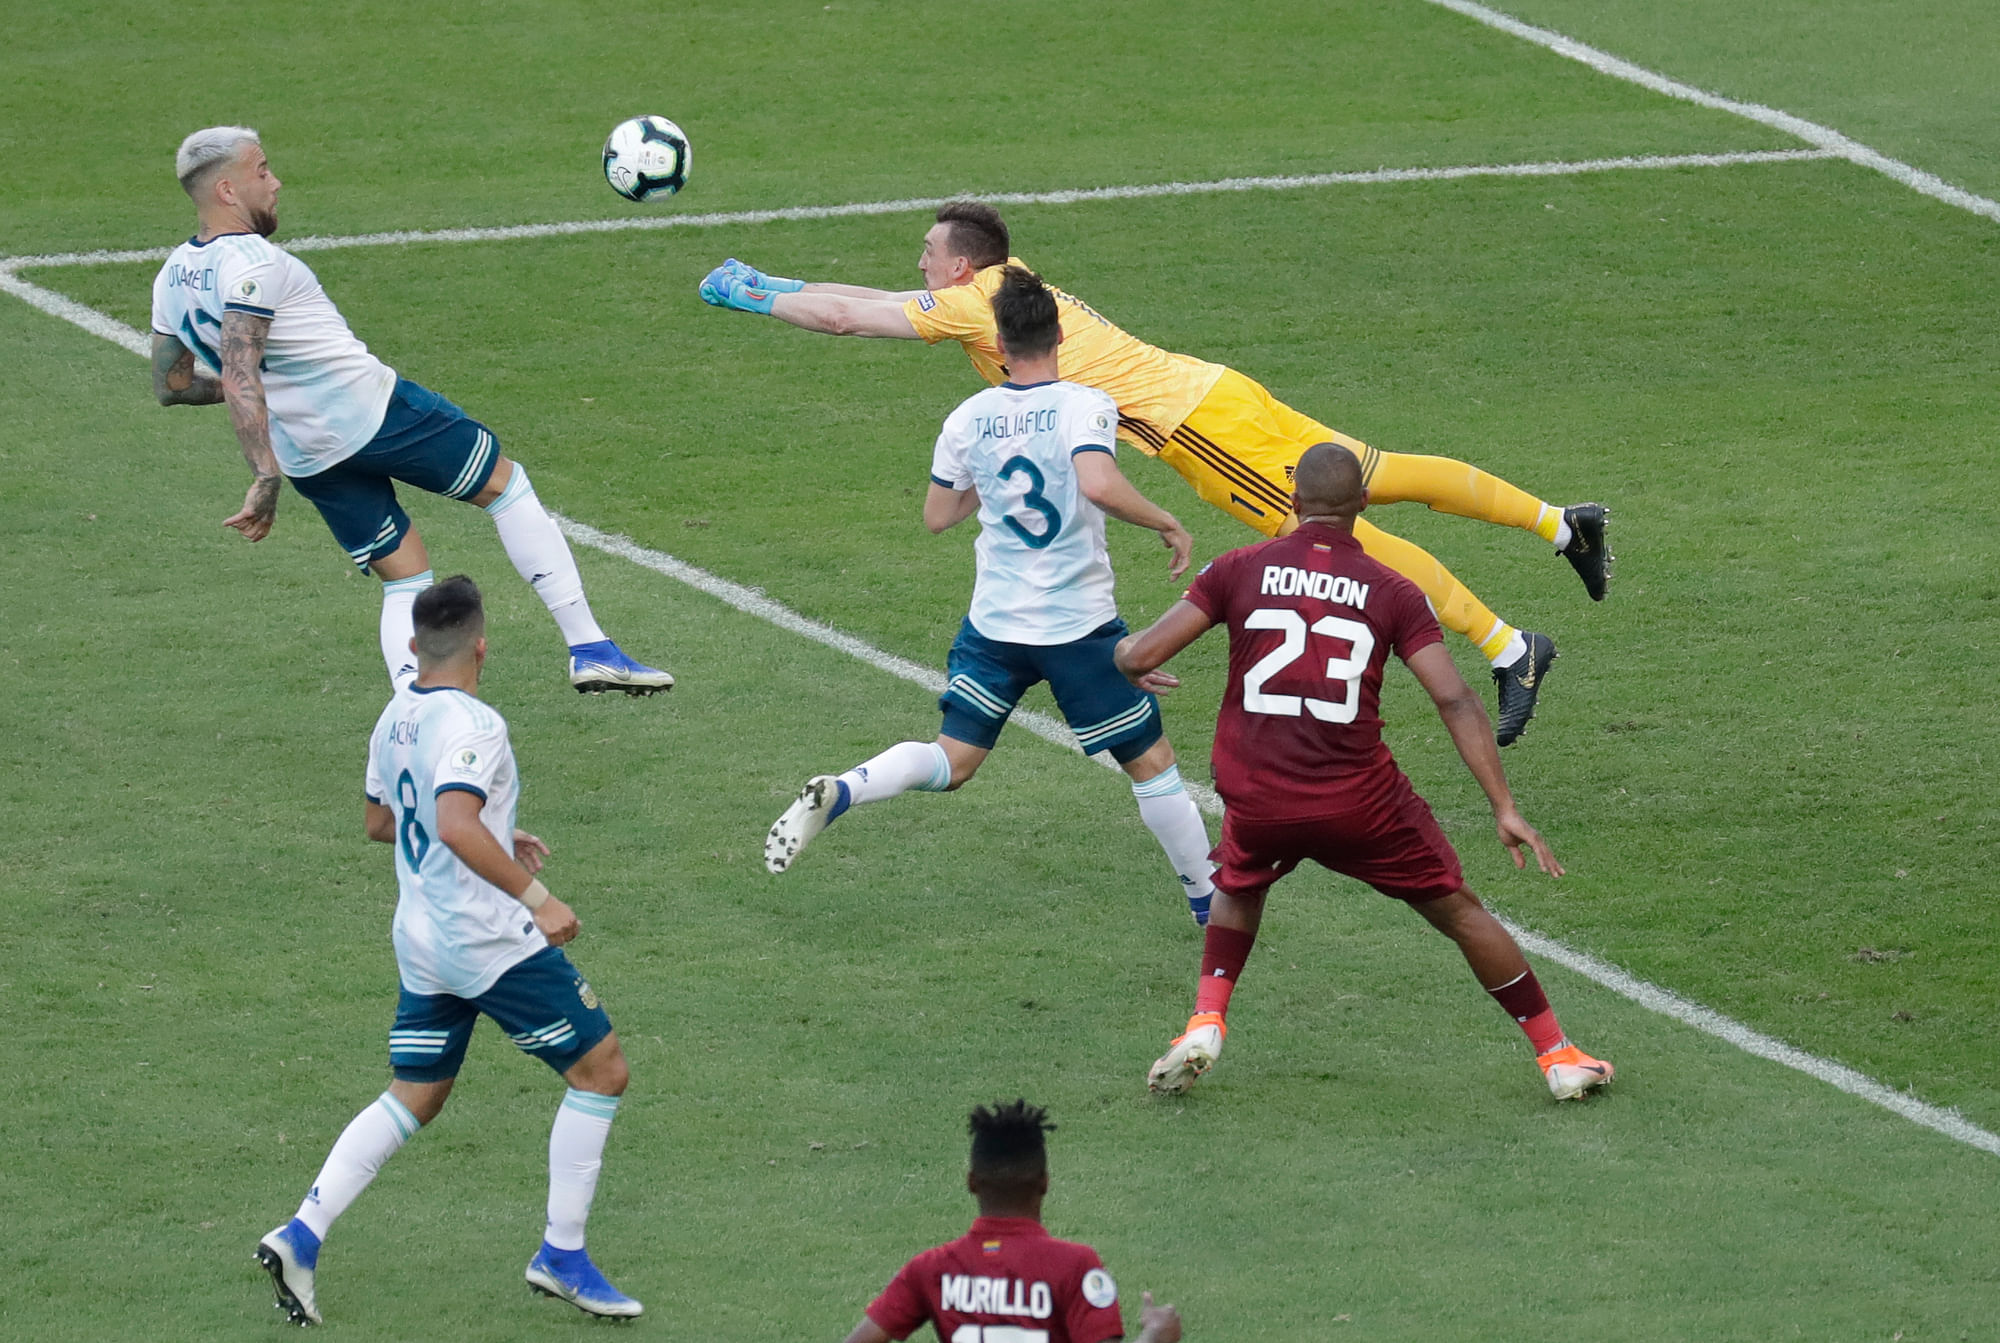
[288,378,502,573]
[388,946,613,1083]
[939,616,1162,764]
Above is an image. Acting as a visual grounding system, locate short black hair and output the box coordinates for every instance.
[992,266,1060,360]
[968,1099,1054,1194]
[412,574,485,661]
[936,199,1010,270]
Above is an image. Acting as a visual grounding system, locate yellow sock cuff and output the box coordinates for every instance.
[1532,503,1562,544]
[1477,620,1518,662]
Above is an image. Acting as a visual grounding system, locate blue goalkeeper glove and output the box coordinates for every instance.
[725,258,804,293]
[698,263,778,314]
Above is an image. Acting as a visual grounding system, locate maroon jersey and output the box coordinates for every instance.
[866,1215,1125,1343]
[1183,522,1444,821]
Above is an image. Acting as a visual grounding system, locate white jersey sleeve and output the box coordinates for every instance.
[213,241,286,321]
[364,717,388,805]
[930,408,976,491]
[1063,388,1119,458]
[430,714,511,803]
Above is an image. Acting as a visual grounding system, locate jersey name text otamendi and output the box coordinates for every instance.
[905,256,1225,453]
[364,684,545,998]
[151,232,398,477]
[1184,522,1444,821]
[932,379,1120,645]
[866,1216,1125,1343]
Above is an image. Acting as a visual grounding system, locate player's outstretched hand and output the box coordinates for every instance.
[697,263,778,314]
[1134,669,1181,695]
[1136,1291,1183,1343]
[223,476,281,541]
[1496,807,1563,877]
[534,895,581,947]
[513,829,549,875]
[1160,522,1193,578]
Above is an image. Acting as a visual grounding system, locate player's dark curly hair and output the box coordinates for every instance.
[969,1098,1055,1192]
[992,265,1061,359]
[937,199,1010,269]
[412,574,484,660]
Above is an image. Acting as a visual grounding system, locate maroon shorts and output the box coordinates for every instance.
[1213,776,1464,904]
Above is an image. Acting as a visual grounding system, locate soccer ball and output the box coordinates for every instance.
[602,116,691,202]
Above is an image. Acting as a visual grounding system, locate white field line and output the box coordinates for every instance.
[565,514,2000,1160]
[1422,0,2000,227]
[0,149,1832,273]
[7,165,1997,1163]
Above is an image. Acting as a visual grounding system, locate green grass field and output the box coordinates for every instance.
[7,2,2000,1338]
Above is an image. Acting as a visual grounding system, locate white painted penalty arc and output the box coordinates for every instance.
[1,148,1832,272]
[1420,0,2000,227]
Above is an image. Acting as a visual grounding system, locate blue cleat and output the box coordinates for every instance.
[526,1242,644,1319]
[568,640,674,696]
[255,1218,323,1326]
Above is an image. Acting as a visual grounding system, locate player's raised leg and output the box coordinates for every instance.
[1410,887,1613,1099]
[524,1034,642,1318]
[469,458,672,695]
[369,531,436,691]
[765,737,967,873]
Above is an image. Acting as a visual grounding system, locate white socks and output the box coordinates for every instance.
[485,466,608,648]
[1132,766,1216,899]
[294,1091,421,1241]
[1489,629,1528,670]
[379,571,433,690]
[838,741,954,806]
[545,1089,621,1251]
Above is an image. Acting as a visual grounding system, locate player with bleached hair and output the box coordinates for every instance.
[703,199,1614,746]
[151,127,670,695]
[764,267,1221,926]
[255,576,642,1325]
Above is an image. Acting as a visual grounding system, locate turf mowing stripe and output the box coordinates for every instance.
[1421,0,2000,227]
[9,194,1999,1164]
[0,149,1833,272]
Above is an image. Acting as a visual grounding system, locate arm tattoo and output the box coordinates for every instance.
[219,310,280,481]
[150,334,223,406]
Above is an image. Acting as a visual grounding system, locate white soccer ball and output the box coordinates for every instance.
[602,116,691,202]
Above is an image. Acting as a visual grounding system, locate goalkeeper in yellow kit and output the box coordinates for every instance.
[698,201,1609,745]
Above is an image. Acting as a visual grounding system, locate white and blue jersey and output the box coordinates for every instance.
[931,379,1121,645]
[150,232,398,477]
[364,684,545,999]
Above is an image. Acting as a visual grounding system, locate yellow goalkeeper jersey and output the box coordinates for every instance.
[902,257,1226,454]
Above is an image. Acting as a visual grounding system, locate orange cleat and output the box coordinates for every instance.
[1537,1043,1614,1100]
[1147,1012,1228,1094]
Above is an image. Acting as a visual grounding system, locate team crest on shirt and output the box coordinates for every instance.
[917,291,937,311]
[456,748,478,769]
[981,1239,1003,1256]
[1082,1269,1118,1309]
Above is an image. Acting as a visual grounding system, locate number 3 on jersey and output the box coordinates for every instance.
[996,455,1063,549]
[1241,608,1376,722]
